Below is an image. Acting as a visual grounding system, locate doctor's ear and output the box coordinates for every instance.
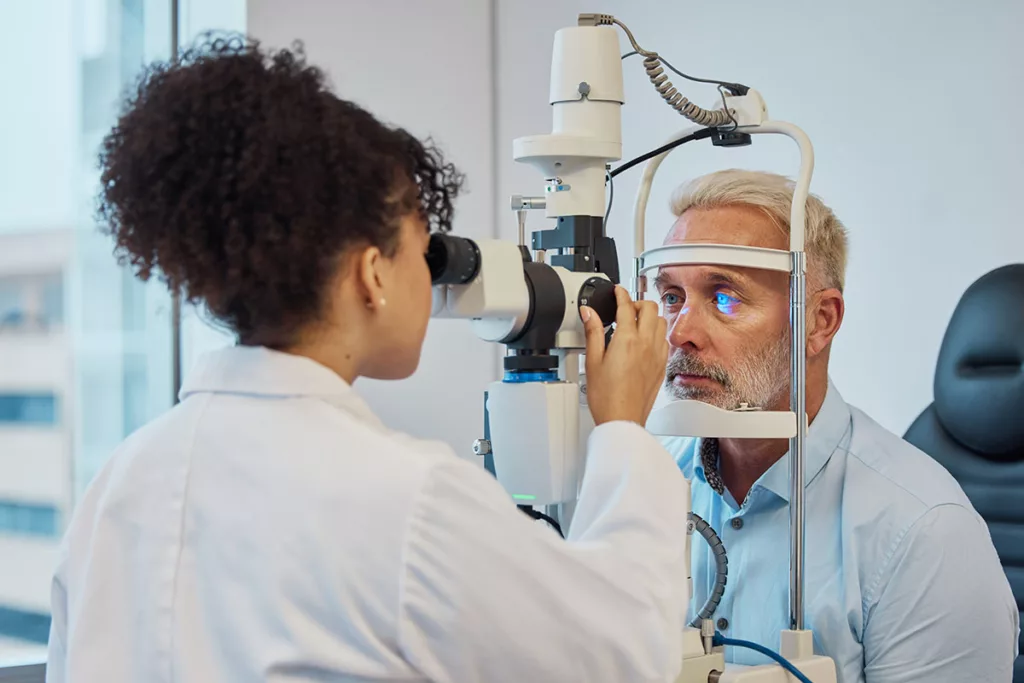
[354,246,388,311]
[807,288,844,357]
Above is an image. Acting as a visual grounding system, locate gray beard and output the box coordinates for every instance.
[664,333,790,410]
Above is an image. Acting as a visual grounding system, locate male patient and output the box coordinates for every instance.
[655,169,1019,681]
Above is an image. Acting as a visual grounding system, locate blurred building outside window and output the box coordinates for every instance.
[0,0,244,666]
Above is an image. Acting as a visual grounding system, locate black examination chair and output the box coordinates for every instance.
[903,263,1024,681]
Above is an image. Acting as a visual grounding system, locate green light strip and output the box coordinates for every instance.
[512,494,536,501]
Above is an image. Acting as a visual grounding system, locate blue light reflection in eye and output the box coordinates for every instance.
[715,292,739,315]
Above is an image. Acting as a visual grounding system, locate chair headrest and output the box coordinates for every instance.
[934,264,1024,462]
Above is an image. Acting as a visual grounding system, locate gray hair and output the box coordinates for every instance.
[670,169,849,291]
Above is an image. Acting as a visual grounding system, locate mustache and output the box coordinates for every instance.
[665,352,731,387]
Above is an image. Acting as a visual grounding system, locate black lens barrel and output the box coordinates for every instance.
[427,234,481,285]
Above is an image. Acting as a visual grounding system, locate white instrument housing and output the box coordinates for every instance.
[432,255,611,350]
[514,25,623,219]
[485,380,588,506]
[431,239,530,342]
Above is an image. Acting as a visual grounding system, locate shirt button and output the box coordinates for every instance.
[731,518,744,530]
[717,617,729,630]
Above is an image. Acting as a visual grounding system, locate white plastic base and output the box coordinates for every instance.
[675,627,725,683]
[676,629,836,683]
[780,630,814,661]
[676,653,727,683]
[715,656,836,682]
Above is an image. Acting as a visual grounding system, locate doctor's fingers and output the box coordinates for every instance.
[634,300,661,338]
[581,306,607,366]
[612,286,639,335]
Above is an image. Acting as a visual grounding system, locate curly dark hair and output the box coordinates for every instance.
[98,34,464,347]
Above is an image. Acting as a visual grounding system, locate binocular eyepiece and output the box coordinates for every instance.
[427,233,481,285]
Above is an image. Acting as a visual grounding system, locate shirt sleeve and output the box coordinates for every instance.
[863,503,1020,683]
[396,420,692,683]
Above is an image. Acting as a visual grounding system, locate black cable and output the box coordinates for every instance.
[518,505,563,537]
[661,54,748,95]
[621,51,747,94]
[716,84,739,131]
[604,170,614,225]
[609,127,716,179]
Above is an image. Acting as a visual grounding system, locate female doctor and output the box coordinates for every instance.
[45,37,691,683]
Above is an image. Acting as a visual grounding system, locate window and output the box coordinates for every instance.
[0,0,245,668]
[0,274,63,332]
[0,502,59,538]
[0,394,57,426]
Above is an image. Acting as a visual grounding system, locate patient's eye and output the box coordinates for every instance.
[715,292,740,315]
[662,292,682,307]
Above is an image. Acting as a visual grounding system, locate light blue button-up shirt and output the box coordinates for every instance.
[662,379,1020,683]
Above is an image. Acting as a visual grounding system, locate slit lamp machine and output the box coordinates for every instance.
[428,12,835,683]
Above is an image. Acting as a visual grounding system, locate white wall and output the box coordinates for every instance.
[494,1,581,243]
[246,0,500,456]
[499,0,1024,435]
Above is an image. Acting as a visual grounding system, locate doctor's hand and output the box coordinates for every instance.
[581,286,668,427]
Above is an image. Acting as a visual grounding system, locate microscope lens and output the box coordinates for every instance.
[427,233,481,285]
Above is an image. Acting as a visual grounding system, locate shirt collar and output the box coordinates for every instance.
[179,345,384,428]
[757,378,852,501]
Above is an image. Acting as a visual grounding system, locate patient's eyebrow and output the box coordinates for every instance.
[652,271,676,290]
[705,270,749,288]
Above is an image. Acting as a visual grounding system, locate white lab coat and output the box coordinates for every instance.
[45,345,691,682]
